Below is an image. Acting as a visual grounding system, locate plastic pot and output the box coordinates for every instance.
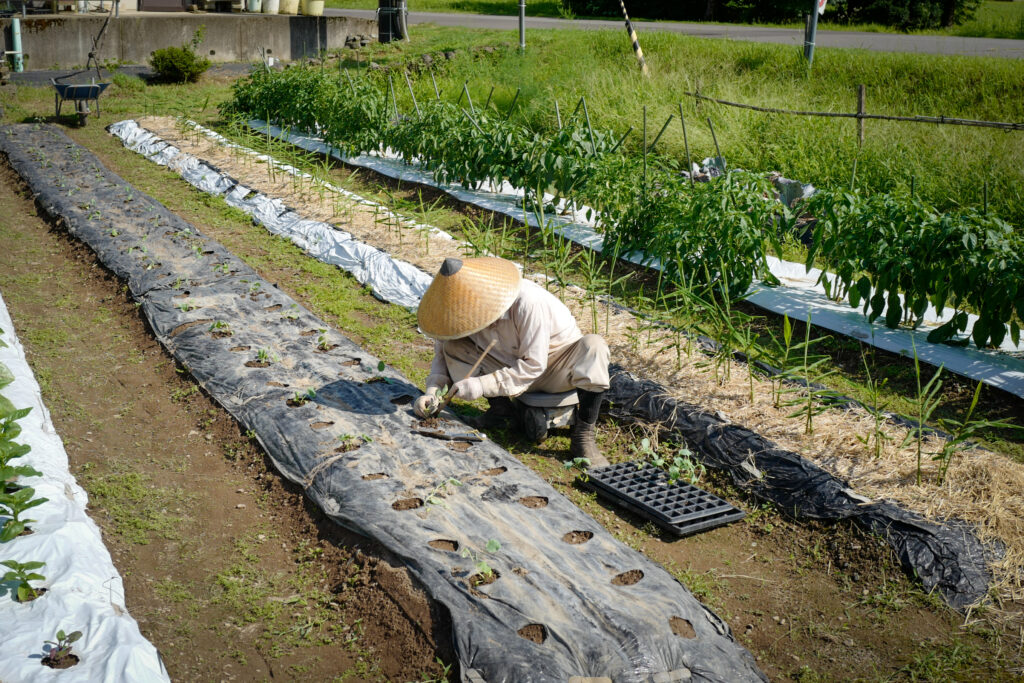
[302,0,324,15]
[263,0,279,12]
[280,0,299,13]
[246,0,263,11]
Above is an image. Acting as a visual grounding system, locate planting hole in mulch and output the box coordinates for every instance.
[340,358,361,366]
[670,616,696,639]
[17,588,47,603]
[230,345,250,352]
[512,567,528,576]
[428,539,459,552]
[266,381,289,387]
[264,304,283,312]
[211,330,232,339]
[299,330,317,337]
[469,569,500,588]
[562,530,594,545]
[479,466,507,476]
[517,623,547,644]
[390,394,413,405]
[448,442,471,452]
[287,398,312,407]
[392,497,424,511]
[334,440,362,454]
[245,361,270,368]
[611,569,644,586]
[518,496,548,509]
[310,421,334,430]
[362,472,388,480]
[41,654,79,670]
[169,319,212,337]
[172,291,191,298]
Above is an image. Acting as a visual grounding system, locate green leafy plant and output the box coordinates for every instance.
[856,353,892,459]
[461,539,501,582]
[0,486,49,541]
[932,382,1020,485]
[208,320,231,336]
[291,389,316,406]
[1,559,46,602]
[903,341,945,486]
[425,477,463,508]
[255,348,279,364]
[43,629,82,666]
[150,26,211,84]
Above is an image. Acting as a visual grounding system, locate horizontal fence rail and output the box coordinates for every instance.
[686,89,1024,132]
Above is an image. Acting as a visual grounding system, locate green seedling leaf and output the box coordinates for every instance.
[485,539,501,553]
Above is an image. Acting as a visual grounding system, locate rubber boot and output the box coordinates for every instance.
[462,396,517,431]
[570,390,609,469]
[522,405,549,444]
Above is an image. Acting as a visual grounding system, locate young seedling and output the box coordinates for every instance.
[255,348,279,364]
[856,353,891,459]
[425,477,463,508]
[43,629,82,669]
[932,381,1020,486]
[316,329,331,351]
[563,457,591,481]
[461,539,501,583]
[1,559,46,602]
[208,320,232,336]
[291,388,316,406]
[903,340,944,486]
[665,446,705,486]
[175,300,196,313]
[282,304,301,320]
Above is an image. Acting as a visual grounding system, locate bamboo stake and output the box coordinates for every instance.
[434,340,498,415]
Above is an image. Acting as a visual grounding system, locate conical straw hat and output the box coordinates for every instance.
[418,257,521,340]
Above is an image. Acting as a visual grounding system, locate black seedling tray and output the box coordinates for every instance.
[586,462,745,536]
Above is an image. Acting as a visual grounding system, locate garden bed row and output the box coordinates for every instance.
[0,123,767,682]
[107,117,1003,613]
[0,290,168,681]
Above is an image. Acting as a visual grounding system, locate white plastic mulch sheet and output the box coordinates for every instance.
[0,292,168,682]
[108,120,434,310]
[247,120,1024,400]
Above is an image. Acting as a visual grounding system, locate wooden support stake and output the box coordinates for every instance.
[857,84,866,147]
[679,102,694,187]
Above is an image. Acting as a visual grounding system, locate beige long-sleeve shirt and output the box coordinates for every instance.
[426,279,583,397]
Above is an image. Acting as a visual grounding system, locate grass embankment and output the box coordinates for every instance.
[357,24,1024,228]
[326,0,1024,39]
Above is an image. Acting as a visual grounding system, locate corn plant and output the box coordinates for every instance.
[1,559,46,602]
[931,382,1019,486]
[856,354,892,459]
[902,340,944,486]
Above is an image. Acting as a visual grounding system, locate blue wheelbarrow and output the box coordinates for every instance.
[52,79,110,126]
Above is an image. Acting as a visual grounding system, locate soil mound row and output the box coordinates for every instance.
[0,123,766,682]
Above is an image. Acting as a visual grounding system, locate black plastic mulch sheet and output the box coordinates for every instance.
[606,366,993,609]
[0,124,767,682]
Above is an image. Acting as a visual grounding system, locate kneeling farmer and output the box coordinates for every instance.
[414,257,611,468]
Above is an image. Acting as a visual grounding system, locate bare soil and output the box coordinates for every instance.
[0,164,448,680]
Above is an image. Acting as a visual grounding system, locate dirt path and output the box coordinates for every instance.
[0,163,448,681]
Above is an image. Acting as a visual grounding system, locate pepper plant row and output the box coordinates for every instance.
[223,66,1023,349]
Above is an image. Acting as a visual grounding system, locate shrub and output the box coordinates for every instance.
[150,27,211,84]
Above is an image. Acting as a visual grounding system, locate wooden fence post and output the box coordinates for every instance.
[857,84,866,147]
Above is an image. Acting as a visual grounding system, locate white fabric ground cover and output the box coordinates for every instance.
[0,291,169,682]
[242,120,1024,400]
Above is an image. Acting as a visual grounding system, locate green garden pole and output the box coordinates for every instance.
[519,0,526,52]
[804,0,820,68]
[12,17,23,73]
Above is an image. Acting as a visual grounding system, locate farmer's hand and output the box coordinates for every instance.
[452,377,484,402]
[414,390,441,418]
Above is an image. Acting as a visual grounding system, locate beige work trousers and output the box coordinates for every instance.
[442,334,610,396]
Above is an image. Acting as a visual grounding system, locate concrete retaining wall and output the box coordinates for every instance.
[1,14,376,68]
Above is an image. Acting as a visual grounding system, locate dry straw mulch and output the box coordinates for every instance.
[141,117,1024,628]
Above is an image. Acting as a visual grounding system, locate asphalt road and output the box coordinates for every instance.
[329,9,1024,59]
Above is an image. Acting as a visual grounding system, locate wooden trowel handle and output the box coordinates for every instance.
[434,339,497,416]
